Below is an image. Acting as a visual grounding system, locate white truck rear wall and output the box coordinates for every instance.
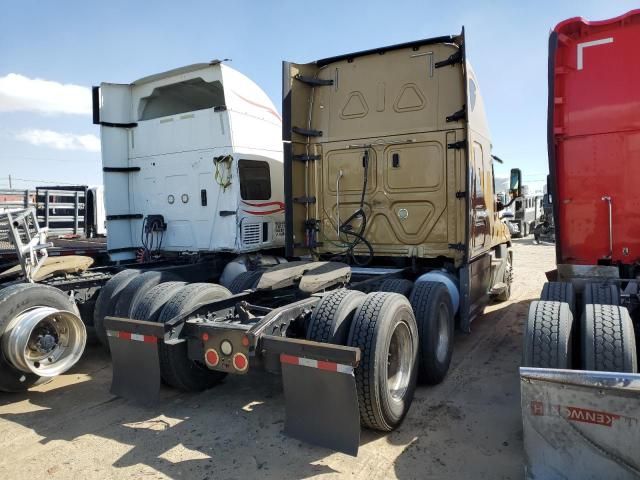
[99,63,283,260]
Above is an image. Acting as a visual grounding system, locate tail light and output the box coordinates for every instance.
[233,352,248,372]
[205,349,219,367]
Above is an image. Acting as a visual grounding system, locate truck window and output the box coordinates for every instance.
[138,78,225,121]
[239,160,271,200]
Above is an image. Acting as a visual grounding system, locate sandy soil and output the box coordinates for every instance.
[0,238,555,480]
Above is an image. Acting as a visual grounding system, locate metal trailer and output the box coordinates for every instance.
[105,31,521,455]
[521,10,640,479]
[0,62,288,393]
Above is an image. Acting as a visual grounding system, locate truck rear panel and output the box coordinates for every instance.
[549,10,640,266]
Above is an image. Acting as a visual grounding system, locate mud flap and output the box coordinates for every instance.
[520,367,640,479]
[261,335,361,455]
[104,316,164,404]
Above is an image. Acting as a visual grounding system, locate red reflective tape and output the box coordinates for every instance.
[316,360,338,372]
[143,335,157,344]
[280,353,299,366]
[118,331,132,341]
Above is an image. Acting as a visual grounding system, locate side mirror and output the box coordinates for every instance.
[509,168,522,198]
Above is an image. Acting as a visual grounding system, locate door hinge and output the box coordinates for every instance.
[435,50,463,68]
[293,196,316,205]
[447,140,466,150]
[292,154,321,162]
[295,74,334,87]
[448,243,466,251]
[292,127,323,137]
[446,105,466,123]
[456,191,467,199]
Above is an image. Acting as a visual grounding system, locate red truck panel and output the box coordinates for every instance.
[549,10,640,266]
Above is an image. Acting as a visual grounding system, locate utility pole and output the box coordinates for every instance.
[8,174,11,189]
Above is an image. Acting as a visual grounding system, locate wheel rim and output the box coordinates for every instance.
[2,306,86,376]
[435,303,450,363]
[387,321,413,400]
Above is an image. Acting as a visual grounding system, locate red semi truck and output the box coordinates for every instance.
[521,10,640,479]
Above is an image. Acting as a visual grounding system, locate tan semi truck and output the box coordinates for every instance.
[105,29,521,455]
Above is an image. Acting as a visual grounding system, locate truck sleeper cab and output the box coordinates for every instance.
[105,31,518,456]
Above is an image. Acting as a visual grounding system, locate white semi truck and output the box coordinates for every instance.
[0,61,286,390]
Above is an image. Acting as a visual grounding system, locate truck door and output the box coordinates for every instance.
[471,141,488,253]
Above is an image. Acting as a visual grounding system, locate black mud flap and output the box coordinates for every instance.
[261,335,361,456]
[104,316,164,404]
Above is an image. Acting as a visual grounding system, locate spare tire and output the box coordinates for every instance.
[93,269,140,348]
[158,283,232,391]
[0,283,83,392]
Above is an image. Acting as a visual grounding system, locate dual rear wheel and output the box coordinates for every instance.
[524,282,638,373]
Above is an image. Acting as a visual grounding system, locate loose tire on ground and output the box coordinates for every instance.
[113,270,179,318]
[581,304,637,373]
[0,283,80,392]
[158,283,232,391]
[378,279,414,298]
[307,289,365,344]
[523,300,573,368]
[540,281,576,316]
[93,269,140,347]
[409,281,455,384]
[347,292,419,432]
[131,281,186,322]
[583,282,620,307]
[228,270,263,294]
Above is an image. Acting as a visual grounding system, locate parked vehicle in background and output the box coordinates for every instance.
[105,30,521,455]
[521,10,640,479]
[508,191,541,238]
[532,183,554,244]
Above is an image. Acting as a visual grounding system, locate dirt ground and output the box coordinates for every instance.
[0,238,555,480]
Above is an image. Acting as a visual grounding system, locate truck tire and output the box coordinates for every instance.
[0,284,81,392]
[347,292,418,431]
[540,282,575,316]
[581,304,637,373]
[583,283,620,307]
[523,300,573,368]
[229,270,263,294]
[378,279,414,298]
[113,270,180,318]
[93,269,140,348]
[409,281,455,384]
[131,281,186,322]
[158,283,232,391]
[307,289,365,344]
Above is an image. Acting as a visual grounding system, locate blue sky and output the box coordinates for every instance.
[0,0,637,190]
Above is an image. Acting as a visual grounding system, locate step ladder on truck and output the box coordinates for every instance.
[521,10,640,479]
[105,30,522,455]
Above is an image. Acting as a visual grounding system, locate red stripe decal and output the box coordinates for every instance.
[317,360,338,372]
[144,335,157,344]
[241,201,285,209]
[118,331,132,341]
[231,90,282,122]
[280,353,299,365]
[242,208,284,216]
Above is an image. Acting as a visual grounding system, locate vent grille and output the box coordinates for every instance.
[242,223,262,246]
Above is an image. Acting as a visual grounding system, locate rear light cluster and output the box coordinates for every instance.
[202,334,250,372]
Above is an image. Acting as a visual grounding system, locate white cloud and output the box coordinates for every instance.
[17,129,100,152]
[0,73,92,115]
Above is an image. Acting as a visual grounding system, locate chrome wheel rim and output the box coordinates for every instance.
[387,321,413,400]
